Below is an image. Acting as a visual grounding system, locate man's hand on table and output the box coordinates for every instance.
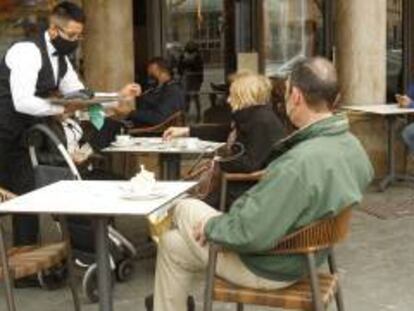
[396,94,413,108]
[163,127,190,141]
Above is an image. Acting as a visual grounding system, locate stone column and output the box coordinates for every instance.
[82,0,135,91]
[336,0,397,177]
[82,0,136,176]
[336,0,386,106]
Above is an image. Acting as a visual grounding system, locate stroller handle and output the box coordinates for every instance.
[27,123,82,180]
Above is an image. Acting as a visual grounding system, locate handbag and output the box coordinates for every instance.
[185,158,221,199]
[185,130,245,199]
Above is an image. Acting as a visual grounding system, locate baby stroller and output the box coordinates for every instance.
[27,123,137,303]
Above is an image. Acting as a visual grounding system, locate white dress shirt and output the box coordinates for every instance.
[5,31,85,116]
[62,118,84,154]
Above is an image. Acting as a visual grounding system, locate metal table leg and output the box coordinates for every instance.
[0,224,16,311]
[379,115,414,190]
[94,217,113,311]
[160,154,181,180]
[379,116,396,191]
[59,216,81,311]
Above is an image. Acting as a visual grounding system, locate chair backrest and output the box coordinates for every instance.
[223,170,265,182]
[128,111,185,136]
[0,188,16,204]
[271,207,353,255]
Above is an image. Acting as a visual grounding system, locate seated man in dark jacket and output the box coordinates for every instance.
[129,57,185,127]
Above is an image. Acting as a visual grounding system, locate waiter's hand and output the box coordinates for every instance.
[119,83,142,101]
[64,102,87,114]
[109,101,134,119]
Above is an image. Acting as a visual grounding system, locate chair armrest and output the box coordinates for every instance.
[128,125,162,136]
[127,112,185,136]
[223,170,265,182]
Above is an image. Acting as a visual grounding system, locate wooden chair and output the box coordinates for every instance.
[204,206,352,311]
[218,170,265,211]
[0,188,81,311]
[127,111,185,137]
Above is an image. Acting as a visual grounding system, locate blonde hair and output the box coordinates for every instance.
[228,72,272,111]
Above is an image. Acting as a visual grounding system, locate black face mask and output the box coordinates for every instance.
[147,76,158,87]
[51,35,79,56]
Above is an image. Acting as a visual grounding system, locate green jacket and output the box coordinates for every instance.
[204,114,374,281]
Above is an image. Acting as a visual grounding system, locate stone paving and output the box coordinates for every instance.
[1,185,414,311]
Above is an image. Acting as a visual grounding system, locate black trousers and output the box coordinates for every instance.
[0,136,38,246]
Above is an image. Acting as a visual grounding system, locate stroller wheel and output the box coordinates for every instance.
[37,262,68,290]
[83,263,115,303]
[116,259,135,282]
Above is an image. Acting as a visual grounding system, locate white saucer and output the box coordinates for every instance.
[121,191,165,201]
[119,185,166,201]
[111,141,135,148]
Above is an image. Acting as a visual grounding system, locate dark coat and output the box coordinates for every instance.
[190,104,286,208]
[178,51,204,91]
[129,80,185,127]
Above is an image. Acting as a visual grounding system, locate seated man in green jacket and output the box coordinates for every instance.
[151,57,374,311]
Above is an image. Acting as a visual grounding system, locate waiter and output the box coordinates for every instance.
[0,2,139,247]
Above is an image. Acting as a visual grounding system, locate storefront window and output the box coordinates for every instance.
[263,0,323,77]
[387,0,403,100]
[163,0,225,87]
[0,0,52,57]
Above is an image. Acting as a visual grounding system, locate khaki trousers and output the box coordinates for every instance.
[153,198,291,311]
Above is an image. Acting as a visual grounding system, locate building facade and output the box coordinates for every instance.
[0,0,412,176]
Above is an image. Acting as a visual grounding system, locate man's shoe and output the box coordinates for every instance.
[145,294,195,311]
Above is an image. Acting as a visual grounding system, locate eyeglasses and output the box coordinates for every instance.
[57,26,84,41]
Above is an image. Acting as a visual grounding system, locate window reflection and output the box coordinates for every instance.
[263,0,323,77]
[0,0,51,56]
[387,0,403,100]
[164,0,225,88]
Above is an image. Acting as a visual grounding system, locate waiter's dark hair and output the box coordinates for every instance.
[148,57,172,75]
[289,57,339,110]
[52,1,86,24]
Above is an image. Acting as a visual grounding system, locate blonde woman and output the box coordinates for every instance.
[163,72,285,208]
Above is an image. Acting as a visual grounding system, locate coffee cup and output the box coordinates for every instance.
[185,138,199,149]
[116,135,131,145]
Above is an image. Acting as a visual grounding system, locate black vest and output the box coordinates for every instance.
[0,32,68,140]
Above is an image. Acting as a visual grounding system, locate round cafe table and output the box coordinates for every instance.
[103,137,225,180]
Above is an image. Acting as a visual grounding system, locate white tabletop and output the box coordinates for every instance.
[344,104,414,115]
[103,137,224,154]
[0,181,196,217]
